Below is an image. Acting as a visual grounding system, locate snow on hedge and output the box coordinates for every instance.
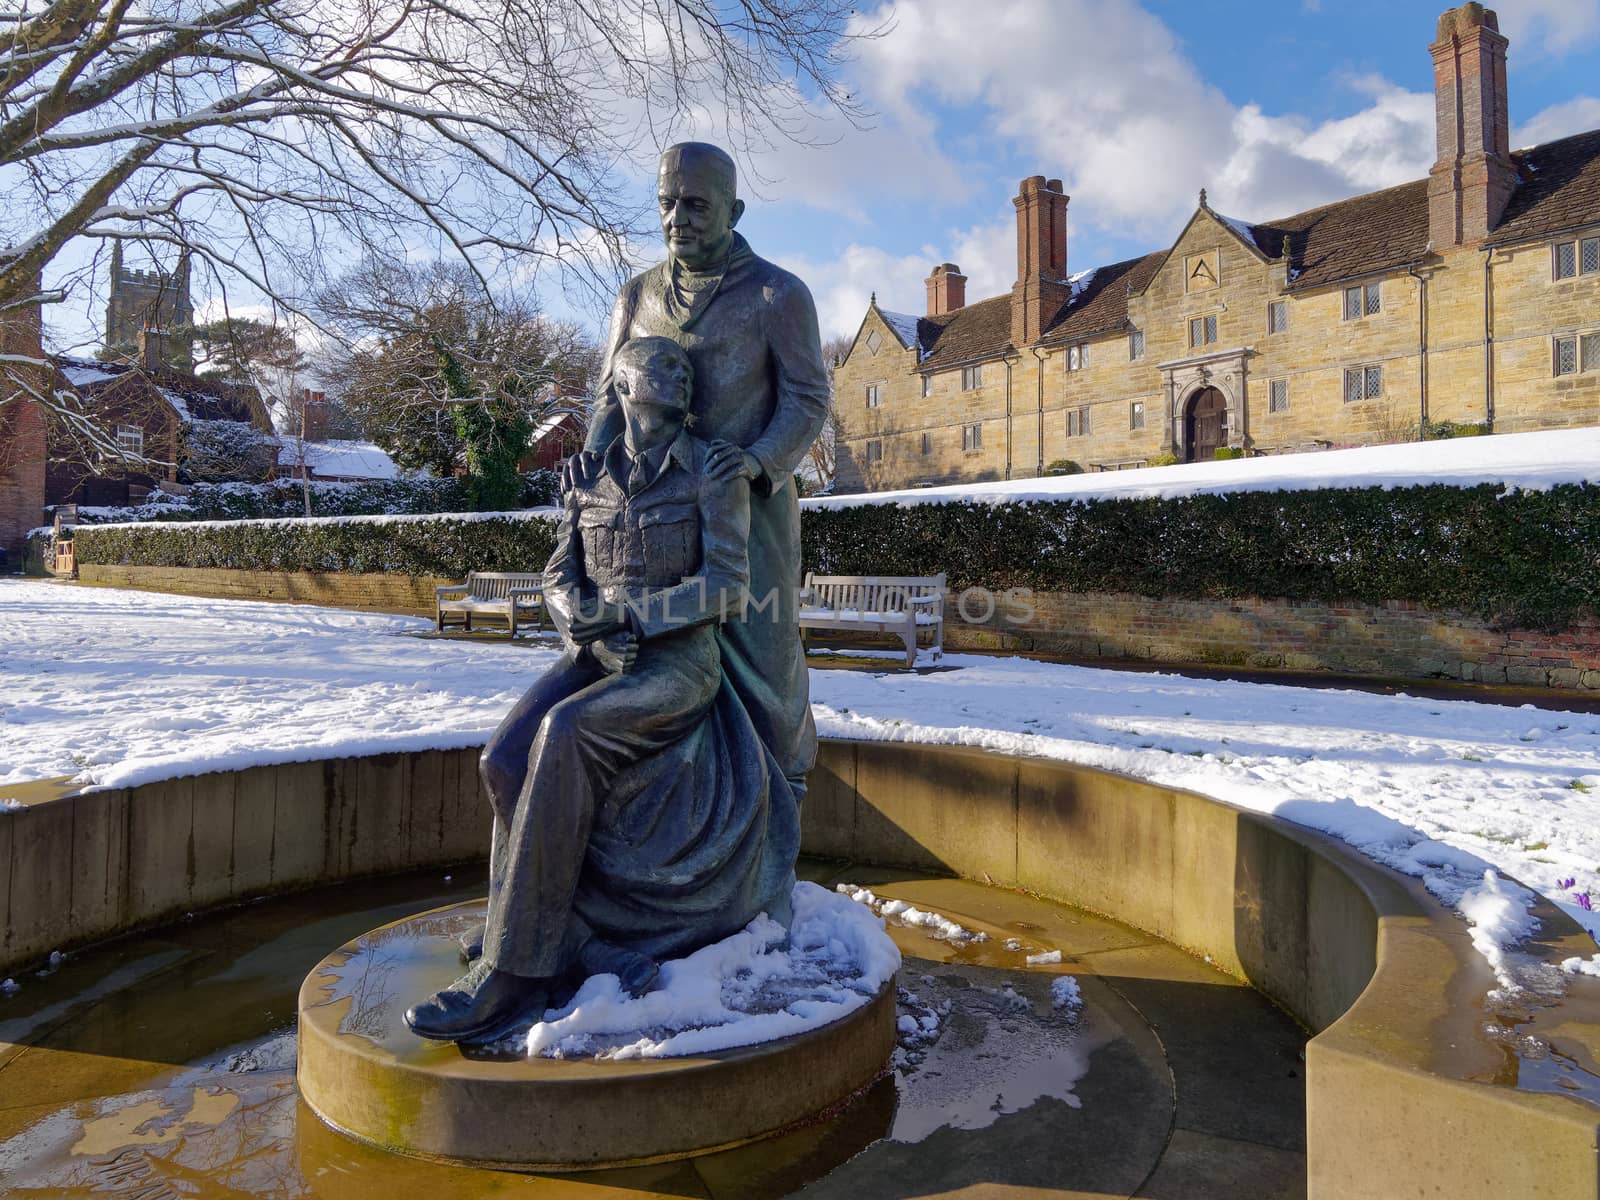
[807,427,1600,510]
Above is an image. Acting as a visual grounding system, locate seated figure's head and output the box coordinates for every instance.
[612,336,694,448]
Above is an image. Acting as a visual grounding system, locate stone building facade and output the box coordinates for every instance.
[835,4,1600,492]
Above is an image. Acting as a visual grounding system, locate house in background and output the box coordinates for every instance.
[834,3,1600,492]
[46,328,269,508]
[519,408,588,473]
[274,438,411,483]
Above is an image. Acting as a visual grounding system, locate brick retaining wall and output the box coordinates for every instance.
[77,563,1600,692]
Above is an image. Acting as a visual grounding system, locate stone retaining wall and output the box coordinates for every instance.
[78,563,1600,692]
[950,589,1600,690]
[78,563,457,613]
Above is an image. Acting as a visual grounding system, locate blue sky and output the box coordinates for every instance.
[43,0,1600,359]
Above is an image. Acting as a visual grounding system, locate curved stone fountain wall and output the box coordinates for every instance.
[2,740,1596,1198]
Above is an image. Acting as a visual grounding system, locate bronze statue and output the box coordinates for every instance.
[406,143,828,1043]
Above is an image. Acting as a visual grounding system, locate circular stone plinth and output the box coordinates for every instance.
[296,900,897,1171]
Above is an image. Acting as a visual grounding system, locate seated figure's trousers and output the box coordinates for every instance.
[477,633,720,978]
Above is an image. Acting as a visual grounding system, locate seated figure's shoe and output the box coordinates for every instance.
[404,959,548,1044]
[458,921,486,963]
[578,938,660,998]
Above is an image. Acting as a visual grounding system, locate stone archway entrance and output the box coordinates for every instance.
[1184,387,1227,463]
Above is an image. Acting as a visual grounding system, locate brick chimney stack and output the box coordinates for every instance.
[925,263,968,316]
[138,324,169,371]
[1427,3,1517,250]
[1011,176,1070,348]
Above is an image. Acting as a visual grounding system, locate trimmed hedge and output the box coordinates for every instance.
[76,512,559,579]
[66,482,1600,631]
[801,483,1600,631]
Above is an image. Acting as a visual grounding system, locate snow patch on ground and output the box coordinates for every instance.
[836,883,990,943]
[1051,975,1083,1014]
[518,882,899,1060]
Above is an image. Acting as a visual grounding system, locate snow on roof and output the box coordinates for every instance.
[1068,266,1098,302]
[878,309,922,353]
[59,362,123,387]
[809,427,1600,511]
[1214,210,1256,246]
[276,439,410,480]
[157,386,191,422]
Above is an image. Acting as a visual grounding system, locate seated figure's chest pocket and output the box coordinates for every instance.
[638,502,700,586]
[578,506,621,579]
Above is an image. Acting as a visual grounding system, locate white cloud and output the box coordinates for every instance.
[1514,96,1600,148]
[1496,0,1600,57]
[841,0,1443,244]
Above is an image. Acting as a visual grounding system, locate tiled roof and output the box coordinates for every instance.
[913,295,1013,369]
[1042,253,1164,341]
[1492,128,1600,245]
[1245,179,1432,291]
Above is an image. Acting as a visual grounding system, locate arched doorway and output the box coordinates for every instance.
[1184,387,1227,463]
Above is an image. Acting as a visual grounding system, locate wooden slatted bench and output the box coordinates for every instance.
[435,572,547,636]
[798,573,945,668]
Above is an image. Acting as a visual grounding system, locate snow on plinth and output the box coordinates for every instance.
[521,882,899,1060]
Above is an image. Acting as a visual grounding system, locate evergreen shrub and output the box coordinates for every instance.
[800,483,1600,631]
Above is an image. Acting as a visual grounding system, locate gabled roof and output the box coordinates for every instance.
[1492,128,1600,245]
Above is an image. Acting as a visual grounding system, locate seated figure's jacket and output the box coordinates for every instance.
[544,432,752,642]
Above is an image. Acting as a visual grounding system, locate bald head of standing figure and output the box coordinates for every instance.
[657,142,747,272]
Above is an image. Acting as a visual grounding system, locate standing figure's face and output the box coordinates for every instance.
[614,351,688,449]
[658,157,743,271]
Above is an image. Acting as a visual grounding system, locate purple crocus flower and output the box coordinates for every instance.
[1579,894,1594,913]
[1558,877,1576,890]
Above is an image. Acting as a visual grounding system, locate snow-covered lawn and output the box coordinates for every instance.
[2,580,1597,979]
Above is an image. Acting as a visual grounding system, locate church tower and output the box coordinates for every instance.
[104,245,194,366]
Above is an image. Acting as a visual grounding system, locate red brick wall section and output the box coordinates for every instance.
[73,564,1600,692]
[0,293,48,564]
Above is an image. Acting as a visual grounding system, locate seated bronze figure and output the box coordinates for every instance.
[405,336,798,1043]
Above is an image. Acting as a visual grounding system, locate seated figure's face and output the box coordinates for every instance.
[614,350,688,446]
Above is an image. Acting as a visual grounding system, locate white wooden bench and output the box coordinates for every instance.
[435,572,547,636]
[798,573,945,667]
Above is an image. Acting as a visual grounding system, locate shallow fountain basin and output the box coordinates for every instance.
[2,739,1597,1197]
